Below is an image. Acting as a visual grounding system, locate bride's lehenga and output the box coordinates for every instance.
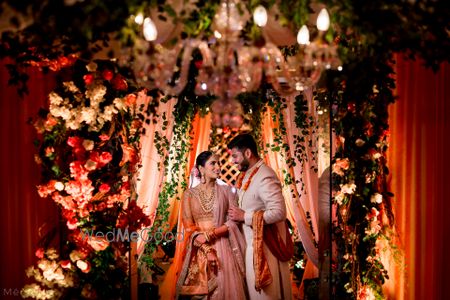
[176,183,247,299]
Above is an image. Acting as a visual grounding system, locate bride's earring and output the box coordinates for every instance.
[200,172,206,184]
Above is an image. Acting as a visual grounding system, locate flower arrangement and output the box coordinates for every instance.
[328,66,395,298]
[22,60,151,299]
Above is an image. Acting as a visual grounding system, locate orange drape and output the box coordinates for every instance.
[387,56,450,299]
[0,61,59,297]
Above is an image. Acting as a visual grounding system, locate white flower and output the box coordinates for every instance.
[355,138,365,147]
[103,105,118,121]
[341,182,356,194]
[63,81,79,93]
[66,119,81,130]
[371,193,383,204]
[365,172,375,183]
[85,84,107,106]
[82,139,94,151]
[335,191,345,205]
[113,97,127,111]
[54,182,64,191]
[49,92,63,106]
[86,62,98,72]
[43,264,64,281]
[80,107,97,124]
[84,159,97,171]
[373,152,382,159]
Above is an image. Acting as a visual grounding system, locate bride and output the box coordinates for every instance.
[176,151,247,299]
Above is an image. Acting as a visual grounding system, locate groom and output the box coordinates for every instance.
[228,133,293,300]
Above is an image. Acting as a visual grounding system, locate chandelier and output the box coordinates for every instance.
[133,0,341,128]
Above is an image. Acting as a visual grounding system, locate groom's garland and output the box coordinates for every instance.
[235,166,261,192]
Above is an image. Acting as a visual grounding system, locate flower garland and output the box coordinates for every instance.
[21,60,151,299]
[326,44,396,298]
[236,165,261,191]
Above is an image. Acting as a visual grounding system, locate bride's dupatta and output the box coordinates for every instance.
[176,184,246,299]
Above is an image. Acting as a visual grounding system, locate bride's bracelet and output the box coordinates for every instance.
[207,228,218,241]
[200,244,214,254]
[203,231,210,243]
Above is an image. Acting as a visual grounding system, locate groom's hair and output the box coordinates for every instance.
[228,133,259,156]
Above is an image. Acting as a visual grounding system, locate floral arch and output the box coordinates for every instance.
[0,0,448,299]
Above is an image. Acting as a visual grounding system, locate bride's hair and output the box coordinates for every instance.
[195,151,213,178]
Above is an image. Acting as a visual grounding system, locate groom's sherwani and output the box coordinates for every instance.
[238,160,293,300]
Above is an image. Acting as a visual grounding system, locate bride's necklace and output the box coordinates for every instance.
[198,187,215,213]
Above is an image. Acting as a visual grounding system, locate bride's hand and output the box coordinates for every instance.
[195,234,207,245]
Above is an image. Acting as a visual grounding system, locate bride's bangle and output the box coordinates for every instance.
[208,228,217,241]
[203,231,210,243]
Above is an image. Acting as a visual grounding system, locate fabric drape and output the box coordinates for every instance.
[261,94,320,269]
[384,56,450,300]
[0,60,60,295]
[135,95,178,254]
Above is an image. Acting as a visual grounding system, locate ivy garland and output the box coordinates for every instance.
[139,51,215,268]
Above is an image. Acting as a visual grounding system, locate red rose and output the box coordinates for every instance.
[58,56,70,67]
[99,183,111,193]
[67,136,83,147]
[347,102,356,113]
[35,248,45,259]
[97,202,106,211]
[125,94,137,106]
[99,134,110,141]
[102,69,114,81]
[99,152,113,164]
[60,260,72,269]
[111,74,128,90]
[83,74,94,85]
[67,218,78,230]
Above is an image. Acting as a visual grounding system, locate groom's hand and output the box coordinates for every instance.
[228,206,245,222]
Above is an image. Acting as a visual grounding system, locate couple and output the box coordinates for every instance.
[176,134,293,299]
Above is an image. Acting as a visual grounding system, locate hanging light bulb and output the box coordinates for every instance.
[134,13,144,25]
[297,25,310,45]
[253,5,268,27]
[316,8,330,31]
[143,17,157,41]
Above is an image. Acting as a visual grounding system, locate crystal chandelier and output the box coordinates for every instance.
[133,0,341,128]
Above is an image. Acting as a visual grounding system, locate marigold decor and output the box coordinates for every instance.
[21,60,151,299]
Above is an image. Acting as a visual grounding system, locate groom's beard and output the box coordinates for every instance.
[239,158,250,171]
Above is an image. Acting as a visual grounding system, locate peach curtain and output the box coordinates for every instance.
[386,56,450,299]
[260,91,322,276]
[280,91,321,268]
[135,96,178,254]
